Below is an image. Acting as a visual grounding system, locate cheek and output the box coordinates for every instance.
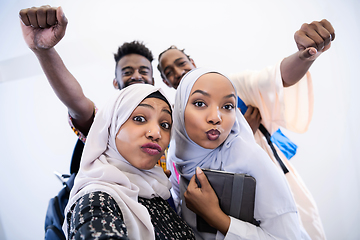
[118,78,128,87]
[115,127,135,155]
[184,110,204,144]
[144,73,151,79]
[185,63,194,70]
[184,109,198,133]
[118,74,127,81]
[168,77,175,85]
[116,128,132,144]
[224,114,236,134]
[146,77,153,84]
[161,131,171,147]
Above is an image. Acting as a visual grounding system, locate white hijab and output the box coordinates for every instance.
[63,84,172,240]
[168,68,296,221]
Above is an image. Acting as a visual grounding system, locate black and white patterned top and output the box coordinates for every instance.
[67,191,195,240]
[138,197,195,240]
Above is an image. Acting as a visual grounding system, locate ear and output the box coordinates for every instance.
[190,58,196,68]
[162,77,172,88]
[113,79,120,89]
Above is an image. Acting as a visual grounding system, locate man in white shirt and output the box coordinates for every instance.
[157,19,334,240]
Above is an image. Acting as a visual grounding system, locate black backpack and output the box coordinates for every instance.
[44,139,84,240]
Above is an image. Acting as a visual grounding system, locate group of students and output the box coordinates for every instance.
[19,5,335,240]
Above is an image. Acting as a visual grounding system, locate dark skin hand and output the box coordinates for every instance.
[19,5,67,51]
[184,167,231,235]
[281,19,335,87]
[243,105,262,134]
[243,21,335,133]
[19,6,95,135]
[295,19,335,60]
[164,169,171,178]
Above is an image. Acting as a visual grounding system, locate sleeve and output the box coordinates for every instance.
[167,157,182,214]
[68,104,98,143]
[65,191,130,239]
[228,61,313,134]
[219,213,310,240]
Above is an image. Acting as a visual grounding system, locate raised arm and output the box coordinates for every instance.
[280,19,335,87]
[19,5,94,135]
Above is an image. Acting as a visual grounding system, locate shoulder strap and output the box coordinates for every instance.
[238,96,288,174]
[258,124,289,174]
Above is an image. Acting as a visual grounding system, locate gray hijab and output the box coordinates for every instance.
[168,68,297,220]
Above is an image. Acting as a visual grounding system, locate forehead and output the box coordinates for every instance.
[117,53,152,70]
[136,97,171,112]
[191,73,235,94]
[160,49,187,67]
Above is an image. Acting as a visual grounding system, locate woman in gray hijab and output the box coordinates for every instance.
[167,68,310,239]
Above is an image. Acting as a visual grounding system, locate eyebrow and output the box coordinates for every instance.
[139,66,151,70]
[138,103,172,116]
[163,57,185,73]
[191,89,210,97]
[138,103,154,109]
[121,66,150,71]
[224,93,237,100]
[163,109,172,116]
[191,90,236,100]
[121,66,133,72]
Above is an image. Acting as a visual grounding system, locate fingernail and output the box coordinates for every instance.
[196,167,203,175]
[310,48,317,55]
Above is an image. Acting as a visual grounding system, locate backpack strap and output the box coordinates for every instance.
[45,224,66,240]
[70,139,84,174]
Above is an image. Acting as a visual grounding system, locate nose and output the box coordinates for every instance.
[131,69,143,80]
[174,67,185,80]
[145,124,161,141]
[207,106,222,125]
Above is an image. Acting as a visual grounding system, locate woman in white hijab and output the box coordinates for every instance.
[167,68,311,239]
[63,84,195,240]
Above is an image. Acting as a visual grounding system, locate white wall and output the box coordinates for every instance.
[0,0,359,239]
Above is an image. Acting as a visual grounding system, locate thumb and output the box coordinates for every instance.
[299,47,318,60]
[195,167,211,190]
[56,6,68,27]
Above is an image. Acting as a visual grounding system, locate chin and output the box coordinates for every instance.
[199,137,227,149]
[199,142,220,149]
[138,160,158,170]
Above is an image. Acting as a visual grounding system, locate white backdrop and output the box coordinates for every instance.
[0,0,359,239]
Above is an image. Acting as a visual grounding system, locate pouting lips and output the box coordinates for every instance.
[206,129,220,141]
[141,143,162,156]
